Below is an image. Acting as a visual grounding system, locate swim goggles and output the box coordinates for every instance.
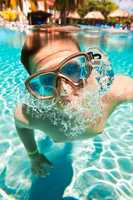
[25,49,114,99]
[25,51,95,100]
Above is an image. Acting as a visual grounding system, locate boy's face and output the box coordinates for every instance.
[27,37,99,106]
[24,35,103,132]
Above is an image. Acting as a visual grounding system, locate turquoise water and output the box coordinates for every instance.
[0,28,133,200]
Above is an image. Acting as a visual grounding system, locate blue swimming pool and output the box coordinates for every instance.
[0,28,133,200]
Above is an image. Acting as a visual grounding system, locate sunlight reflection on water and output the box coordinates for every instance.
[0,28,133,200]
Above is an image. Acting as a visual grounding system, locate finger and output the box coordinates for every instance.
[38,169,50,177]
[31,167,44,177]
[43,158,53,166]
[32,168,40,176]
[44,160,53,167]
[32,170,39,177]
[32,169,48,177]
[38,167,50,175]
[31,165,52,177]
[41,162,53,169]
[40,172,50,177]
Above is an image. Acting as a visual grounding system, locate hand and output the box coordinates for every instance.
[30,153,53,177]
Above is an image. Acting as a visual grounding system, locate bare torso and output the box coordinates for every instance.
[15,75,133,143]
[15,94,117,143]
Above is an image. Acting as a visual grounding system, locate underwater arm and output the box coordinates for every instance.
[15,125,39,158]
[14,104,39,158]
[14,104,53,177]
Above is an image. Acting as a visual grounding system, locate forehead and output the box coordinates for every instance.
[34,38,79,59]
[21,30,80,74]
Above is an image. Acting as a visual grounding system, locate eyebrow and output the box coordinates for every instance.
[36,50,72,66]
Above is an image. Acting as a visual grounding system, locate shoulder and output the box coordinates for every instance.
[110,75,133,102]
[113,75,133,83]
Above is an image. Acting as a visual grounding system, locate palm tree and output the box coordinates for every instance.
[78,0,118,19]
[0,0,4,10]
[54,0,84,24]
[17,0,23,11]
[98,0,118,17]
[4,0,10,9]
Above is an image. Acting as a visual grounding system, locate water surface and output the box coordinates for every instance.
[0,28,133,200]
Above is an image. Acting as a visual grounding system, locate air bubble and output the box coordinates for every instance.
[17,77,105,138]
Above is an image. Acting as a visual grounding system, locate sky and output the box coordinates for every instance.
[113,0,133,13]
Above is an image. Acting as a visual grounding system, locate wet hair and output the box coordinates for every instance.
[21,27,80,74]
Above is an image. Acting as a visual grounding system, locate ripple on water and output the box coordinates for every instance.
[0,29,133,200]
[118,158,133,174]
[64,102,133,199]
[110,170,121,179]
[0,141,10,154]
[87,182,118,200]
[118,182,133,198]
[102,158,116,170]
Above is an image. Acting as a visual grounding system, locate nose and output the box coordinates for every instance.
[60,79,73,95]
[59,79,79,103]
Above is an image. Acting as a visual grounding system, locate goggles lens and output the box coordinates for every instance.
[59,55,90,82]
[29,73,56,97]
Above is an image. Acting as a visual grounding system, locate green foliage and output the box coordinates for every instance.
[53,0,118,24]
[78,0,118,18]
[54,0,84,24]
[54,0,83,11]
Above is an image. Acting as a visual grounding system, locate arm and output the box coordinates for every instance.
[14,104,53,177]
[15,126,39,158]
[14,104,39,157]
[100,75,133,131]
[109,75,133,103]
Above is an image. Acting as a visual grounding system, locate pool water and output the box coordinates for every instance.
[0,28,133,200]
